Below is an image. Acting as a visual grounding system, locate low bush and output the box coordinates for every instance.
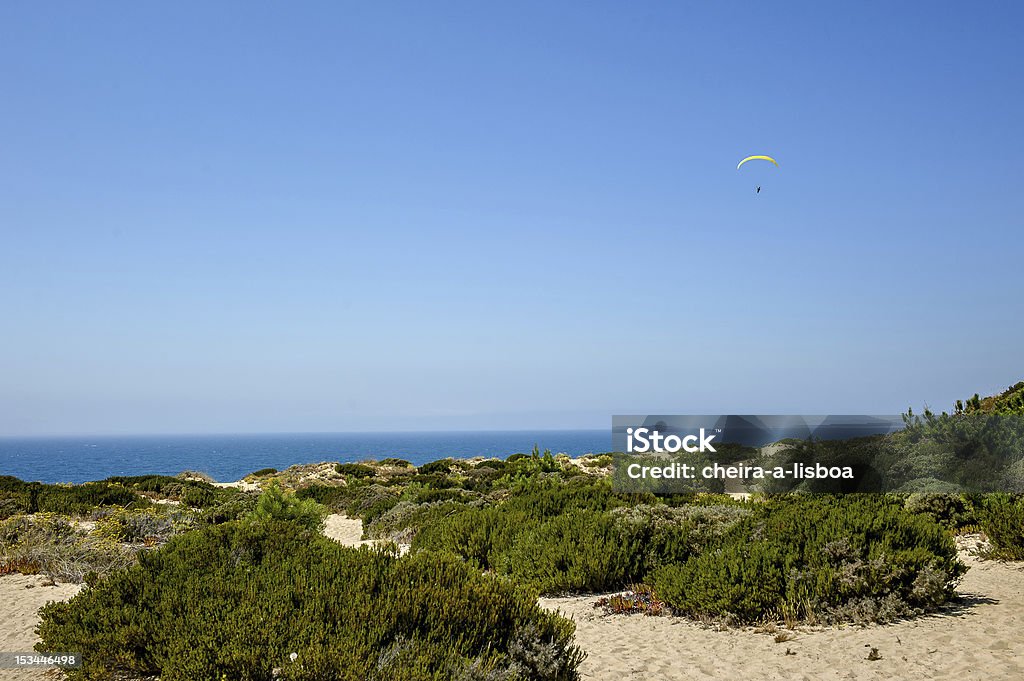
[101,475,238,510]
[412,480,699,594]
[250,483,326,532]
[0,514,136,583]
[179,485,219,508]
[475,459,506,471]
[977,494,1024,559]
[407,473,462,490]
[37,520,584,681]
[293,482,402,527]
[651,496,966,624]
[611,503,749,554]
[93,506,194,545]
[417,459,455,475]
[200,496,258,525]
[462,466,506,492]
[336,463,376,479]
[294,484,350,508]
[500,508,693,594]
[365,500,467,545]
[903,493,976,530]
[250,467,278,477]
[0,478,148,516]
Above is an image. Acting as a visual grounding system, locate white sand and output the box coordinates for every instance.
[540,548,1024,680]
[0,574,83,681]
[322,514,409,555]
[212,480,260,492]
[322,514,379,549]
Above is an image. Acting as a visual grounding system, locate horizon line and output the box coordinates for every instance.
[0,427,610,440]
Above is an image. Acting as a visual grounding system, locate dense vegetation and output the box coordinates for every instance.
[0,473,253,581]
[0,476,145,518]
[976,493,1024,560]
[37,516,583,680]
[410,478,747,594]
[651,495,965,624]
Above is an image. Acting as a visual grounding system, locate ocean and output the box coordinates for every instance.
[0,431,610,484]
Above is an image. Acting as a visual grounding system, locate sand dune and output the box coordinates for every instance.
[0,574,82,681]
[2,520,1021,680]
[322,513,380,549]
[540,549,1024,680]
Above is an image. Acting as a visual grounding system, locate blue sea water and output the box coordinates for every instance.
[0,431,610,484]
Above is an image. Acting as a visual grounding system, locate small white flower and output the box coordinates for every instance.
[289,652,298,663]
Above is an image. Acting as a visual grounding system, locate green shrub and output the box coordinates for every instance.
[501,447,560,479]
[475,459,506,471]
[651,496,966,624]
[380,458,412,467]
[37,520,584,680]
[31,481,145,516]
[903,493,976,530]
[336,463,376,478]
[295,483,401,523]
[611,503,749,553]
[413,505,518,570]
[977,494,1024,559]
[462,466,506,492]
[199,494,258,525]
[294,484,349,508]
[93,506,194,544]
[412,479,691,594]
[0,496,24,520]
[359,491,403,526]
[179,485,219,509]
[250,467,278,477]
[501,508,693,594]
[250,483,326,532]
[0,514,135,583]
[412,488,471,505]
[103,475,234,508]
[407,473,461,490]
[417,459,455,475]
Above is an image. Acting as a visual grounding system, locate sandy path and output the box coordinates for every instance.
[0,575,83,681]
[322,514,380,549]
[322,514,409,555]
[540,551,1024,680]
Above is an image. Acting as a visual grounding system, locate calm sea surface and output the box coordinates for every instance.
[0,431,610,484]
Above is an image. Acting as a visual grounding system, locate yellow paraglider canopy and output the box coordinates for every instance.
[736,155,779,170]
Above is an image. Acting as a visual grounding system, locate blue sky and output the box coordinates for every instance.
[1,2,1021,435]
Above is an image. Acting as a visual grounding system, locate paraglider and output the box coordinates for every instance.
[738,155,778,194]
[736,155,779,170]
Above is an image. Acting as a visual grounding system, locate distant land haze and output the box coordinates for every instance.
[0,430,609,484]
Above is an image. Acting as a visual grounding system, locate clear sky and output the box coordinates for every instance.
[1,2,1022,435]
